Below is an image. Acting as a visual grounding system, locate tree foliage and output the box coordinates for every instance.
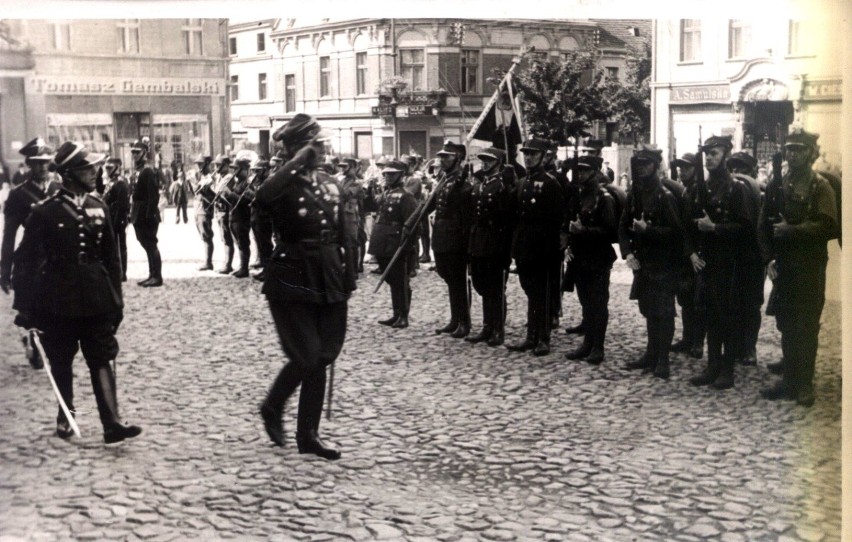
[603,39,652,144]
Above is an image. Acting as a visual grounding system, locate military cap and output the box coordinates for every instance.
[339,156,359,167]
[194,154,213,164]
[700,134,733,152]
[476,147,507,163]
[381,159,407,173]
[546,140,559,155]
[106,157,122,166]
[785,129,819,149]
[436,140,467,161]
[577,155,603,170]
[19,137,54,161]
[728,151,757,170]
[234,149,257,166]
[130,137,150,152]
[213,153,230,165]
[272,113,323,146]
[269,155,283,164]
[317,163,336,174]
[672,153,697,168]
[52,141,106,172]
[631,143,663,164]
[519,138,550,153]
[586,139,605,151]
[251,160,270,170]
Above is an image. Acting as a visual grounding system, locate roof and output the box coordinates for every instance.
[590,19,652,51]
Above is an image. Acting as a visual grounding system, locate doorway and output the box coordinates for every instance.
[742,101,793,165]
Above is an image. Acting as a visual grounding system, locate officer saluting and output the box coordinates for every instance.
[257,114,356,460]
[12,141,142,443]
[466,147,515,346]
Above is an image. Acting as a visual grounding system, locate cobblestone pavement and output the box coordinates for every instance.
[0,209,841,541]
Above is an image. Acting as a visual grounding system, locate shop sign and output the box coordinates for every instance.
[803,80,842,101]
[30,76,225,96]
[371,104,396,117]
[670,85,731,104]
[240,115,272,129]
[395,105,431,118]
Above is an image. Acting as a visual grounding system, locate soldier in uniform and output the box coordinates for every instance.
[759,130,838,407]
[402,155,425,277]
[103,158,130,281]
[619,145,683,379]
[466,147,514,346]
[222,151,254,278]
[337,157,366,280]
[257,114,356,459]
[249,159,274,279]
[129,138,163,287]
[563,155,618,364]
[12,141,142,443]
[688,136,757,390]
[212,155,236,274]
[369,160,419,328]
[506,138,566,356]
[429,141,473,338]
[671,153,706,359]
[191,155,217,271]
[1,137,58,369]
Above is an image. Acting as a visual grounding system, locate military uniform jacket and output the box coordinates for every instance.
[427,169,472,254]
[368,184,418,259]
[568,184,618,268]
[12,188,123,323]
[193,173,216,215]
[339,176,365,246]
[618,182,683,276]
[1,180,57,281]
[468,171,515,260]
[130,165,161,225]
[698,173,756,264]
[256,160,356,304]
[103,176,130,230]
[511,168,566,263]
[227,173,253,223]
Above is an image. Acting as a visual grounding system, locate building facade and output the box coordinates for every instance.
[229,18,649,160]
[0,19,230,171]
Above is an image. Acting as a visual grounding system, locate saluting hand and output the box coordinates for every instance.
[633,213,648,234]
[696,211,715,232]
[625,253,641,270]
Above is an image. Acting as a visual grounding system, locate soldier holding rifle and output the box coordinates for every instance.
[212,155,236,274]
[191,155,217,271]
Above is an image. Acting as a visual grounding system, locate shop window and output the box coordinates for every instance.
[356,52,368,95]
[49,21,71,51]
[400,49,424,91]
[460,49,479,94]
[257,33,265,53]
[182,19,203,56]
[229,37,237,56]
[152,115,211,168]
[258,73,267,101]
[46,114,114,154]
[229,75,239,102]
[285,74,296,112]
[728,20,752,59]
[320,56,331,97]
[680,19,701,62]
[117,19,140,54]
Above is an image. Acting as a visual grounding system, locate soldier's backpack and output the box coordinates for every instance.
[815,170,842,247]
[602,183,626,243]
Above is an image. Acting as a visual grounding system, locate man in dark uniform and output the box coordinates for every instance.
[429,141,473,338]
[759,130,837,407]
[506,138,566,356]
[103,158,130,281]
[1,137,58,369]
[12,141,142,443]
[337,157,366,281]
[129,137,163,287]
[191,155,217,271]
[402,155,425,277]
[257,114,356,459]
[563,155,618,365]
[369,160,419,328]
[619,145,683,379]
[466,147,514,347]
[212,155,236,274]
[222,151,254,278]
[249,159,273,279]
[688,135,757,390]
[671,153,706,359]
[542,142,565,329]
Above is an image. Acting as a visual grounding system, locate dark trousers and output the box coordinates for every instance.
[377,255,410,317]
[115,224,127,279]
[39,318,121,428]
[196,210,215,264]
[470,256,507,331]
[434,251,469,327]
[575,264,611,350]
[517,258,554,343]
[251,209,274,267]
[704,257,742,374]
[550,258,562,321]
[740,260,765,358]
[216,212,234,269]
[264,300,347,435]
[774,258,826,392]
[229,216,252,270]
[420,220,431,260]
[677,271,706,350]
[645,314,675,365]
[175,201,188,223]
[133,220,161,280]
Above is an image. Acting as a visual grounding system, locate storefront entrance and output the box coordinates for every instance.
[741,101,793,165]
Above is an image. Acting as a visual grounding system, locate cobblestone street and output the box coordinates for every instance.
[0,210,842,541]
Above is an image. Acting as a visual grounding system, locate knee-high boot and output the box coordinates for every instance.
[296,368,340,460]
[90,365,142,443]
[260,361,303,446]
[691,331,723,386]
[53,362,75,438]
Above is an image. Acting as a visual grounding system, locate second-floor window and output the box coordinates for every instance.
[400,49,424,91]
[117,19,140,54]
[229,37,237,56]
[728,20,752,58]
[258,73,267,100]
[182,19,203,56]
[788,20,809,55]
[460,49,479,94]
[285,74,296,112]
[680,19,701,62]
[356,52,368,95]
[50,21,71,51]
[257,33,265,53]
[606,66,620,79]
[229,75,239,102]
[319,56,330,97]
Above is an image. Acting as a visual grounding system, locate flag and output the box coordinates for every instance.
[467,72,524,153]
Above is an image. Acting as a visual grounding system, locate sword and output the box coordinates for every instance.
[325,362,335,421]
[29,330,81,438]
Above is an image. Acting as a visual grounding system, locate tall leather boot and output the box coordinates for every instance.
[199,244,214,271]
[654,315,674,379]
[218,245,234,274]
[232,250,250,278]
[488,294,507,347]
[379,284,400,326]
[296,368,340,460]
[259,362,302,446]
[436,286,458,334]
[691,334,722,386]
[143,249,163,287]
[137,252,153,286]
[90,366,142,443]
[53,362,75,439]
[467,294,493,343]
[392,286,410,328]
[451,281,471,338]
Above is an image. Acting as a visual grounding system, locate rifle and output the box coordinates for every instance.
[694,126,707,215]
[373,173,450,293]
[233,172,263,210]
[210,172,235,209]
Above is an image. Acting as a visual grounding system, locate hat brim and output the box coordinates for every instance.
[78,153,107,169]
[382,167,404,173]
[477,153,500,161]
[520,147,544,153]
[26,154,54,162]
[436,150,457,157]
[672,159,695,168]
